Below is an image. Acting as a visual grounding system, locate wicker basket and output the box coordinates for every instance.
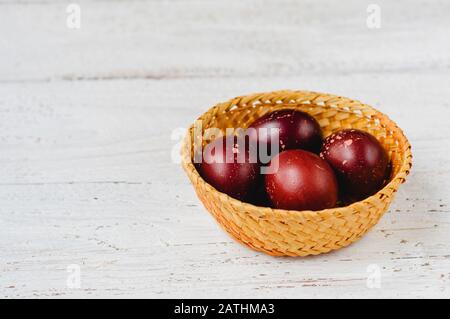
[181,90,412,257]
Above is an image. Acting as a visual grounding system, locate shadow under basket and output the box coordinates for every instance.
[181,90,412,257]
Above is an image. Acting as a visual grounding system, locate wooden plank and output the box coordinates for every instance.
[0,0,449,81]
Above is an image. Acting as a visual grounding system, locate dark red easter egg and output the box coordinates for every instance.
[265,149,338,210]
[198,135,260,201]
[248,109,323,156]
[320,129,389,201]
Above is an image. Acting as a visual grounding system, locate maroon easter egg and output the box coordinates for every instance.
[320,129,389,201]
[248,109,323,156]
[198,135,260,201]
[265,149,338,211]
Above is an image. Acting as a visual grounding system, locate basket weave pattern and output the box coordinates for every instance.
[182,90,412,256]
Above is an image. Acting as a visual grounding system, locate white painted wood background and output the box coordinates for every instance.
[1,0,449,298]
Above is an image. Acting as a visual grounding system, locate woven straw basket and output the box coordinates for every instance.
[181,90,412,257]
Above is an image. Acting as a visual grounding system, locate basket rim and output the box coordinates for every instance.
[182,89,412,217]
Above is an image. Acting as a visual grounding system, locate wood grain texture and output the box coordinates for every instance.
[1,0,450,298]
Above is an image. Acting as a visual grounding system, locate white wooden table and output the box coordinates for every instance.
[1,0,450,298]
